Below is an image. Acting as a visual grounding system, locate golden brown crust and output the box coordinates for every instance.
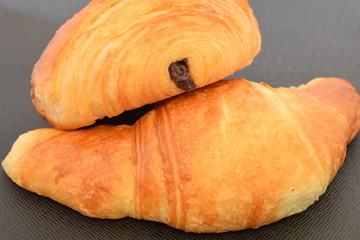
[31,0,261,130]
[3,126,135,218]
[3,78,359,232]
[299,77,360,142]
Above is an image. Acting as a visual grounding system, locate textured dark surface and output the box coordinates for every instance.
[0,0,359,239]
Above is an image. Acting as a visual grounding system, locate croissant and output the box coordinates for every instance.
[31,0,261,130]
[3,78,359,233]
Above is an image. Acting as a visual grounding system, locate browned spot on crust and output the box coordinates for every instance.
[30,87,51,125]
[169,59,196,91]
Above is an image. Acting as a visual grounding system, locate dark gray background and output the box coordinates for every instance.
[1,0,359,239]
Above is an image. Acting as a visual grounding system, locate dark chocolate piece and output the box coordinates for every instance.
[168,59,196,91]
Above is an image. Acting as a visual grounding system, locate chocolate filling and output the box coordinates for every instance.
[168,59,196,91]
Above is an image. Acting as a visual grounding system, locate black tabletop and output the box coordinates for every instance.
[1,0,359,239]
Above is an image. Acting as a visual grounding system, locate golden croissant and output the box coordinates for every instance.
[31,0,261,130]
[3,78,359,233]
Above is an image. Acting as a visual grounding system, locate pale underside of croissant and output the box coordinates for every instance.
[3,78,359,233]
[31,0,261,130]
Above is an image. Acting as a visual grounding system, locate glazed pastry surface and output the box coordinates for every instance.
[4,78,359,233]
[31,0,261,130]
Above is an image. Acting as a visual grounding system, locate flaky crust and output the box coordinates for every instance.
[4,78,359,233]
[31,0,261,130]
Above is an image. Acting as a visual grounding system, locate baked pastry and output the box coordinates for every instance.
[31,0,261,130]
[3,78,359,233]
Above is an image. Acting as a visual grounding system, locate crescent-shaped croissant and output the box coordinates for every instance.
[31,0,261,130]
[3,78,359,233]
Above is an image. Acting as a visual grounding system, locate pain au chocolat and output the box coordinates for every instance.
[31,0,261,130]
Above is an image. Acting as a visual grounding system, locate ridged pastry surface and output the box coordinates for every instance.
[31,0,261,130]
[4,78,359,232]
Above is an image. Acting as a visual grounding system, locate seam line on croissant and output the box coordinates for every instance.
[132,122,142,220]
[155,106,185,229]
